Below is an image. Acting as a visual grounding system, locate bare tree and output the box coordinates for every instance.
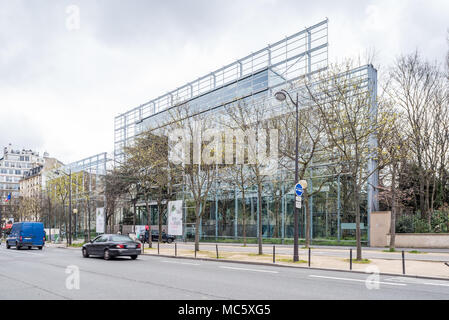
[168,104,215,252]
[224,97,277,255]
[389,51,447,225]
[304,62,386,260]
[272,88,330,248]
[104,168,131,234]
[377,102,411,250]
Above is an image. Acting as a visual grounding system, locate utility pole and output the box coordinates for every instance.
[275,90,300,262]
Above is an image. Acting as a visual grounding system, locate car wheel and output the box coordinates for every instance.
[6,242,10,249]
[104,249,111,260]
[82,248,89,258]
[38,246,43,250]
[167,238,173,244]
[130,255,138,260]
[28,246,32,250]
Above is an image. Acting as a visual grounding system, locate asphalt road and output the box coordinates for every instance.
[0,245,448,300]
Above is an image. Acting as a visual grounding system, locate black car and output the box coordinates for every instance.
[139,230,176,244]
[82,234,141,260]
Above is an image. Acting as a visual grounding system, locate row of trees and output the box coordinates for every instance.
[8,168,105,244]
[106,43,448,261]
[12,40,446,261]
[380,49,449,250]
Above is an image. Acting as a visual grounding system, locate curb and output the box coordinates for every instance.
[50,246,79,250]
[142,252,449,282]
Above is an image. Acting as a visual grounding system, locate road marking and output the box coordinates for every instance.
[385,276,449,287]
[423,282,449,287]
[0,248,41,256]
[219,266,279,274]
[309,275,406,286]
[162,260,201,266]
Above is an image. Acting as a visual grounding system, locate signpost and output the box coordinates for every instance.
[295,183,303,208]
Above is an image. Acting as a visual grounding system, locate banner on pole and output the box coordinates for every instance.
[167,200,183,236]
[96,207,105,233]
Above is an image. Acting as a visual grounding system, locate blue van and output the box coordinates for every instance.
[6,222,45,250]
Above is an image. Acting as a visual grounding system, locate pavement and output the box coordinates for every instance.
[0,244,449,299]
[140,241,449,280]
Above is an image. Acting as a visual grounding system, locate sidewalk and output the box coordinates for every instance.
[142,242,449,280]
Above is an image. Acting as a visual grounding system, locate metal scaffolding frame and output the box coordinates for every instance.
[111,19,379,244]
[114,19,329,160]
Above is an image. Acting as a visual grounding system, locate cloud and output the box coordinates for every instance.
[0,0,448,163]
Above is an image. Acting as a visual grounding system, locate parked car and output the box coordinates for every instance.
[82,234,141,260]
[139,230,176,244]
[6,222,45,250]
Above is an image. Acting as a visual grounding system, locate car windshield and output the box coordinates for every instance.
[109,235,133,242]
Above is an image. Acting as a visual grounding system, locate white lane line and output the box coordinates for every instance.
[0,248,41,256]
[385,276,449,287]
[162,260,201,266]
[219,266,279,274]
[423,282,449,287]
[309,275,407,286]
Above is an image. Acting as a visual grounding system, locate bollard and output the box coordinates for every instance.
[175,242,177,257]
[308,248,311,267]
[350,249,353,270]
[158,241,160,255]
[273,245,275,264]
[216,244,219,259]
[402,250,406,275]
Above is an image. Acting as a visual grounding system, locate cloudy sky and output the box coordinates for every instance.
[1,0,448,164]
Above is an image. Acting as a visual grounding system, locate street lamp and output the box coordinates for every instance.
[55,169,72,245]
[274,89,300,262]
[73,208,78,239]
[129,184,138,234]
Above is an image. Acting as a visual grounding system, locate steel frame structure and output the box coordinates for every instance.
[114,19,329,160]
[112,19,379,245]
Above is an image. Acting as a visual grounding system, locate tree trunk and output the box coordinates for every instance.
[133,200,137,234]
[425,175,431,227]
[304,192,310,248]
[87,200,91,242]
[257,180,263,255]
[145,199,152,248]
[194,203,201,252]
[242,189,247,247]
[389,164,397,250]
[58,205,62,242]
[158,202,162,243]
[274,196,280,238]
[354,182,362,261]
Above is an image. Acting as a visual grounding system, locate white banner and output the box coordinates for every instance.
[96,207,105,233]
[167,200,183,236]
[135,225,146,239]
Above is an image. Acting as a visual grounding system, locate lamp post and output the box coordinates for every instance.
[55,169,72,245]
[274,89,300,262]
[129,184,138,234]
[73,208,78,239]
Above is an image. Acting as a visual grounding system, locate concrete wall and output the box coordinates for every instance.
[370,211,391,247]
[386,234,449,249]
[370,211,449,248]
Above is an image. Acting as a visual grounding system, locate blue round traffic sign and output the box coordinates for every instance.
[295,183,303,196]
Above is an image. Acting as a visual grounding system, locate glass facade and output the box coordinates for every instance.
[113,20,378,244]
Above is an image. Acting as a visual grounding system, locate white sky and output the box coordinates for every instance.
[1,0,448,164]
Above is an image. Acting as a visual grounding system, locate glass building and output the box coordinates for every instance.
[114,19,379,244]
